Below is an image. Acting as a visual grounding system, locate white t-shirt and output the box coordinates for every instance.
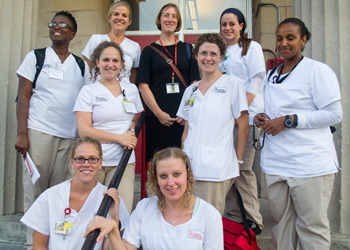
[123,196,223,250]
[219,41,265,125]
[16,47,90,139]
[177,75,248,181]
[82,34,141,82]
[73,79,143,166]
[20,180,130,250]
[261,57,341,178]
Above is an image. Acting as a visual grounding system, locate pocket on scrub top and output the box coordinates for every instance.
[195,146,223,179]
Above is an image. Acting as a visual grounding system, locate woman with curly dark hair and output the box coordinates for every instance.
[87,147,224,249]
[177,33,249,216]
[74,41,143,213]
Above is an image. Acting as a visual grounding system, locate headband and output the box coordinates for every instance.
[220,8,244,24]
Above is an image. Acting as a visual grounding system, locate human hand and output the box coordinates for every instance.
[262,116,285,136]
[84,216,118,243]
[15,134,29,156]
[156,111,177,127]
[119,133,137,150]
[254,113,270,128]
[176,117,185,126]
[105,188,120,222]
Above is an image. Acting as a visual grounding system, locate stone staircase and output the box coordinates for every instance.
[1,176,349,250]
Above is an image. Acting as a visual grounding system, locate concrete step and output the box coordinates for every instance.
[1,176,349,250]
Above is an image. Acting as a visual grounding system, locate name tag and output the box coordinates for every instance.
[188,229,204,241]
[95,96,108,102]
[213,87,226,95]
[122,100,137,113]
[49,68,64,80]
[184,96,196,110]
[54,222,72,235]
[166,83,180,94]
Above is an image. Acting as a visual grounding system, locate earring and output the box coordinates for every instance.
[301,44,305,50]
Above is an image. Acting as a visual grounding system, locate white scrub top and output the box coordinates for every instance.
[261,57,341,178]
[123,196,223,250]
[21,180,130,250]
[177,75,248,181]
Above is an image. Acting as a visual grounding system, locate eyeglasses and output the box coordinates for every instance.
[73,157,100,164]
[48,22,74,31]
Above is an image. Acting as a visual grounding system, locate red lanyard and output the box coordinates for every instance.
[159,38,177,83]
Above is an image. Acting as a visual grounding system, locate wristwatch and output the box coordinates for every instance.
[128,128,135,132]
[284,115,293,128]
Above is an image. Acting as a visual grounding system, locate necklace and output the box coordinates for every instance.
[164,207,183,226]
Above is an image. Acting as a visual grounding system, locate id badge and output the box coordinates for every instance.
[184,96,196,110]
[54,222,72,235]
[166,83,180,94]
[49,68,64,80]
[122,100,137,113]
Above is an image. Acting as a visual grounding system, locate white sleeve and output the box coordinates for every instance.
[246,75,264,96]
[20,192,50,236]
[311,63,341,109]
[297,100,342,129]
[231,79,249,119]
[204,212,224,250]
[73,86,93,114]
[133,44,141,68]
[176,87,191,120]
[81,35,97,61]
[118,196,130,231]
[16,50,36,82]
[245,42,266,95]
[122,200,144,248]
[83,60,92,85]
[134,87,144,113]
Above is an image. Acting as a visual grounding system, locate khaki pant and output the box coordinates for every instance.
[265,173,335,250]
[193,178,235,216]
[23,129,74,246]
[96,162,135,213]
[224,126,263,229]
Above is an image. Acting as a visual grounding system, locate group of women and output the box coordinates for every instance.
[17,1,342,250]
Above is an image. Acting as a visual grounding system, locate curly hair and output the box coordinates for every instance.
[193,33,227,58]
[147,147,195,211]
[90,41,125,82]
[70,135,102,160]
[53,11,77,33]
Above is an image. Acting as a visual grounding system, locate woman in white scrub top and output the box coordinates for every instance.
[86,147,224,250]
[177,33,250,216]
[21,135,130,250]
[255,18,342,249]
[74,42,143,213]
[82,1,141,83]
[219,8,264,234]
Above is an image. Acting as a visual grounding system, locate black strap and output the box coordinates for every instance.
[72,53,85,77]
[185,42,191,63]
[267,66,278,82]
[33,48,46,89]
[234,184,252,244]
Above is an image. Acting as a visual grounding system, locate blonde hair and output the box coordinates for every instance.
[108,1,132,19]
[155,3,182,32]
[70,135,102,160]
[147,147,195,211]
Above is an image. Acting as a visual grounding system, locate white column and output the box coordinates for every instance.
[294,0,350,234]
[0,0,38,215]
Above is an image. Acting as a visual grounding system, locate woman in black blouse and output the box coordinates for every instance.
[137,3,199,161]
